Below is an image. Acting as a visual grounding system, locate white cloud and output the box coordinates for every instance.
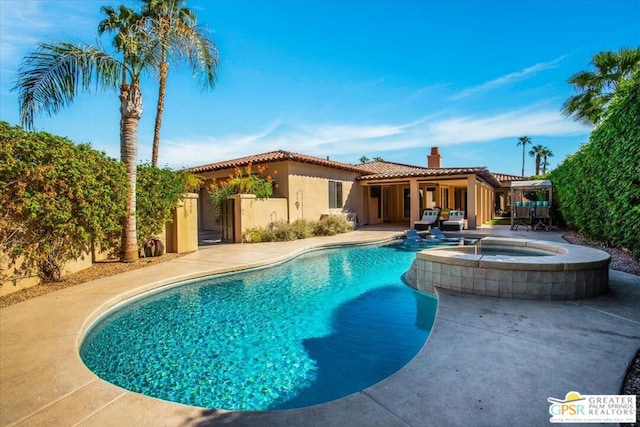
[158,106,590,169]
[450,56,567,100]
[424,108,588,145]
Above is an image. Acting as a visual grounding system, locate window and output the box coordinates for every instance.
[329,181,343,209]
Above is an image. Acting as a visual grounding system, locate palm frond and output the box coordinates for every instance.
[14,41,123,129]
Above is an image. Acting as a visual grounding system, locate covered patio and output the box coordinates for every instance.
[357,168,500,230]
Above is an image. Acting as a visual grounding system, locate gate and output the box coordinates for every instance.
[220,199,235,243]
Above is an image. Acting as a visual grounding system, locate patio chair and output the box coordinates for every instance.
[513,205,531,231]
[532,202,550,231]
[441,210,465,231]
[413,209,439,231]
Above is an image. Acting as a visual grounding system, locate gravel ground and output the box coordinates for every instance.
[0,253,186,308]
[562,231,640,276]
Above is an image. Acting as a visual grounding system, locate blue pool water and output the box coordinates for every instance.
[80,243,437,411]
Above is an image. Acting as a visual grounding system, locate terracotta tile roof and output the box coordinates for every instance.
[188,151,502,187]
[355,161,502,187]
[491,173,529,183]
[187,150,364,174]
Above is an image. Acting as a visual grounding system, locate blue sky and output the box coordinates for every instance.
[1,0,638,176]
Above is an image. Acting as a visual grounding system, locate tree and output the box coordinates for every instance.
[373,156,384,162]
[540,147,554,174]
[561,47,640,125]
[528,144,553,176]
[140,0,219,167]
[516,136,531,177]
[359,155,370,163]
[15,6,160,262]
[528,144,545,175]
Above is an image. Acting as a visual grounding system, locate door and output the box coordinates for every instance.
[383,187,391,222]
[220,199,235,243]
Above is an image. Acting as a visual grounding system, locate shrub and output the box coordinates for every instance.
[243,226,274,243]
[208,163,277,223]
[241,215,354,243]
[312,215,354,236]
[0,122,127,282]
[270,220,296,241]
[290,219,314,239]
[136,164,193,251]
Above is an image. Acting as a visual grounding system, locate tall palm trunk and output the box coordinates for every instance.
[151,50,168,167]
[521,145,526,177]
[534,155,541,175]
[119,81,143,262]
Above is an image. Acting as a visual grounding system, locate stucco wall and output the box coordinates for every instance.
[165,193,199,253]
[1,252,92,296]
[231,194,289,243]
[286,162,363,223]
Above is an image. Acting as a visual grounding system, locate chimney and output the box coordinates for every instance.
[427,146,442,168]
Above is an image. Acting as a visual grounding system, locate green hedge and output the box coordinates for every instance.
[1,122,195,281]
[549,73,640,259]
[136,164,191,248]
[0,122,128,281]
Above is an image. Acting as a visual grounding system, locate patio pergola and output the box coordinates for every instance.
[510,179,553,230]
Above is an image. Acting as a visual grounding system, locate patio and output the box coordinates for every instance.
[1,226,638,426]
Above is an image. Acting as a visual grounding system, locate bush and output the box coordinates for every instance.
[209,163,277,223]
[136,165,192,250]
[243,226,274,243]
[549,72,640,259]
[270,220,296,241]
[0,122,127,282]
[290,219,314,239]
[312,215,355,236]
[242,215,354,243]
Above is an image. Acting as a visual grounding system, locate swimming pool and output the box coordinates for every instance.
[80,243,437,411]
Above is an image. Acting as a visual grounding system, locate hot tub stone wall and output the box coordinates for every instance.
[407,238,611,300]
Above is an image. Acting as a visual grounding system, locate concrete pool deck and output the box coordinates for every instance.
[1,226,639,426]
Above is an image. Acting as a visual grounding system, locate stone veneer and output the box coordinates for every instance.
[406,237,611,300]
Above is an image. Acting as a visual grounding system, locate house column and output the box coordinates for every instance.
[410,179,420,225]
[466,175,477,230]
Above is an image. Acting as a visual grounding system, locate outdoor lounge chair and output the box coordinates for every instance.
[413,209,439,231]
[513,204,531,231]
[405,228,428,242]
[429,227,477,245]
[402,229,464,249]
[441,210,465,231]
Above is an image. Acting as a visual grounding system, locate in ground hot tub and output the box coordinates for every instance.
[405,237,611,300]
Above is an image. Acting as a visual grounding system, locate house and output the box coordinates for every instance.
[189,147,505,241]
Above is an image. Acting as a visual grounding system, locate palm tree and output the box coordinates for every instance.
[359,155,370,163]
[562,47,640,125]
[528,144,546,175]
[141,0,219,166]
[15,6,159,262]
[517,136,531,177]
[540,147,554,174]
